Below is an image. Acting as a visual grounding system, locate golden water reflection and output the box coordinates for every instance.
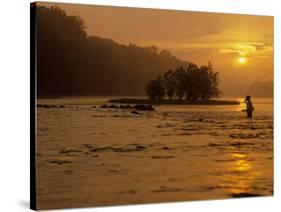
[219,152,260,194]
[232,153,251,172]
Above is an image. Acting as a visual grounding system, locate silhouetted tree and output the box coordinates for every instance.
[163,70,176,99]
[145,62,221,101]
[204,62,221,99]
[183,63,198,100]
[174,66,186,100]
[145,75,165,100]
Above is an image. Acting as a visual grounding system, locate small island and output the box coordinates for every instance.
[109,63,239,105]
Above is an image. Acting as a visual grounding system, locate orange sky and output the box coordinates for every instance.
[39,2,274,96]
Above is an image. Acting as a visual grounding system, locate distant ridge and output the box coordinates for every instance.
[37,6,190,97]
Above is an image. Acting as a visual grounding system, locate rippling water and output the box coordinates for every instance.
[36,97,273,209]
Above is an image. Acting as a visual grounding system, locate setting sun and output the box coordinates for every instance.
[238,57,247,64]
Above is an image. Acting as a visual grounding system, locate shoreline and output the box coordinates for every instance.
[108,98,240,105]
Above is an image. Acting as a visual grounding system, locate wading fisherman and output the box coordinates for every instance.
[243,95,254,118]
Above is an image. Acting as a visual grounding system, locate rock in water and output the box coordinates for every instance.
[134,104,155,111]
[131,111,140,115]
[100,104,155,111]
[135,145,146,151]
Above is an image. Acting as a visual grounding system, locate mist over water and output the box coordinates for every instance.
[36,96,273,209]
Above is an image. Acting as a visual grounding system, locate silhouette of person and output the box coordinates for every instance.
[243,95,254,118]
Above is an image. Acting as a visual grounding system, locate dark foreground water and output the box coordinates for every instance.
[36,97,273,209]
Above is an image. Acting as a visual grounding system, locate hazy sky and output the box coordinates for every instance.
[39,2,274,96]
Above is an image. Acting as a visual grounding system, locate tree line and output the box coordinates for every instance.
[36,6,190,97]
[145,63,221,101]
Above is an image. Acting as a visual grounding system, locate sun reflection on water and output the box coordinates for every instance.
[232,153,250,171]
[219,152,260,195]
